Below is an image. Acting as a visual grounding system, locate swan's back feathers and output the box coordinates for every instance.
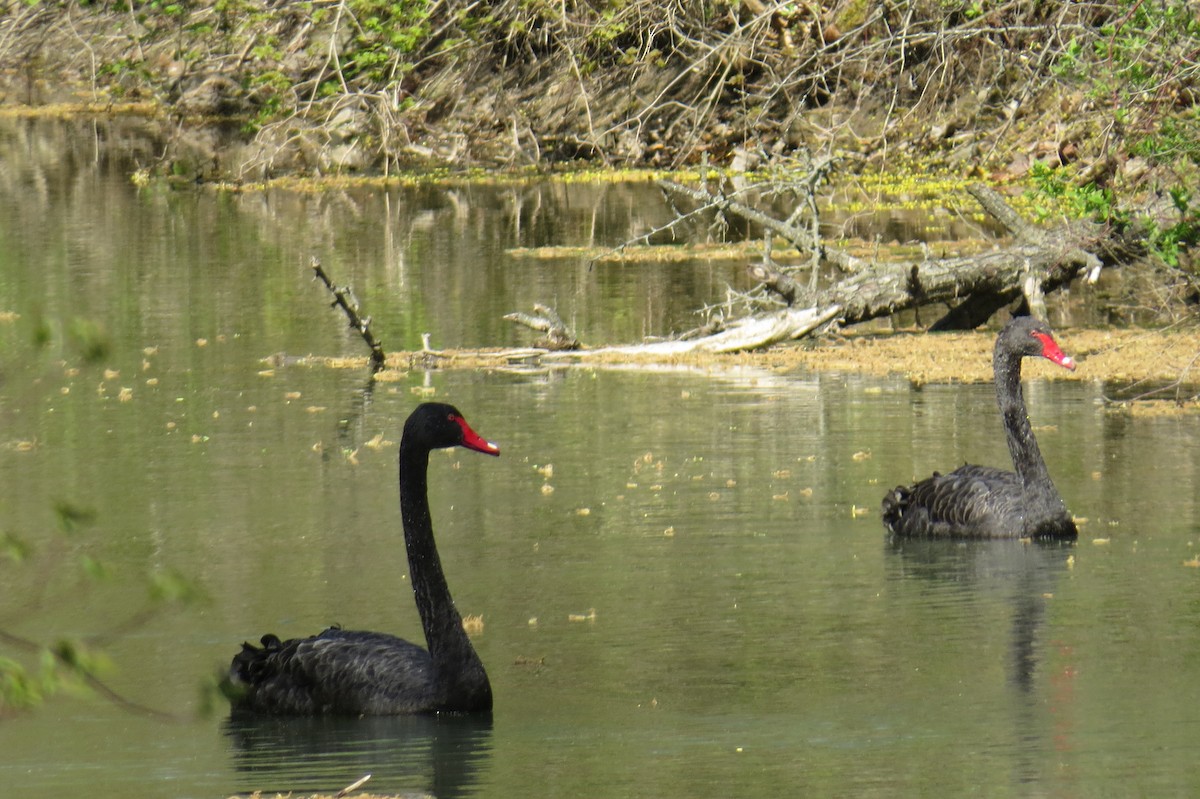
[228,627,449,715]
[883,464,1074,539]
[883,465,1022,538]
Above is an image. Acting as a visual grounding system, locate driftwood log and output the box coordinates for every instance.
[492,182,1109,357]
[802,184,1106,331]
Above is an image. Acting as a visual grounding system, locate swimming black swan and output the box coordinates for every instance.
[881,316,1077,540]
[226,402,500,715]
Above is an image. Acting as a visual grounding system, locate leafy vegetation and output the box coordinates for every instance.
[1022,0,1200,267]
[1056,0,1200,166]
[1027,161,1122,223]
[1146,189,1200,270]
[2,1,1194,177]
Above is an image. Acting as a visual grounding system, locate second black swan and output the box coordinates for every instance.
[226,402,500,715]
[881,316,1078,540]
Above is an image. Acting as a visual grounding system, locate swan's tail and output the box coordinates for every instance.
[222,634,282,700]
[880,485,910,532]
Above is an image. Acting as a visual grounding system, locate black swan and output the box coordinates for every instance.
[881,316,1077,540]
[226,402,500,715]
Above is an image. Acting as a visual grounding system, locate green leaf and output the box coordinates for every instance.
[54,500,97,534]
[0,531,33,564]
[148,569,207,606]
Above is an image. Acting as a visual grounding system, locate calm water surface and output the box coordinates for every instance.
[1,118,1199,798]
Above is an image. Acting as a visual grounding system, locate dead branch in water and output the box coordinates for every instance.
[656,180,1109,334]
[747,256,801,305]
[484,168,1149,359]
[504,303,580,350]
[596,304,842,355]
[310,256,386,371]
[335,774,372,798]
[518,180,1114,357]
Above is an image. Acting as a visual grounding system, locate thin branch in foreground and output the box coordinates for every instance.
[0,628,184,722]
[310,256,386,371]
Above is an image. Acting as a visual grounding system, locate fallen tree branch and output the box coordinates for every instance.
[496,185,1105,356]
[747,257,801,305]
[657,178,866,273]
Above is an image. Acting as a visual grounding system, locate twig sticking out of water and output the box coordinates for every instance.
[310,256,386,371]
[335,774,372,797]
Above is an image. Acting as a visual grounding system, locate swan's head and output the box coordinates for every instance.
[1003,316,1076,371]
[407,402,501,456]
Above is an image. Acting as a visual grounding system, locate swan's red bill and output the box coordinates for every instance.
[452,415,501,456]
[1032,331,1076,371]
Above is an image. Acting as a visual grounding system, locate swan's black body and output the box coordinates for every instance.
[881,317,1078,540]
[226,403,500,715]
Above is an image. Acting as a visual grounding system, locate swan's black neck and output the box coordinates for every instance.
[994,345,1065,517]
[399,443,491,710]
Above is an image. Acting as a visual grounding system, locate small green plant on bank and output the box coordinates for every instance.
[339,0,432,84]
[1145,189,1200,270]
[1034,0,1200,268]
[1027,161,1121,223]
[1028,161,1200,270]
[1131,112,1200,168]
[96,58,154,99]
[245,66,292,133]
[1054,0,1200,166]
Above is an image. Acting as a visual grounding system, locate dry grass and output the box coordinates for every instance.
[757,326,1200,386]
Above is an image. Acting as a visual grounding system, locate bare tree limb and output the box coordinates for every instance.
[658,178,867,272]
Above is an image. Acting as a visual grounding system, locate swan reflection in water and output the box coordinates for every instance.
[223,710,493,799]
[885,537,1072,691]
[885,537,1077,793]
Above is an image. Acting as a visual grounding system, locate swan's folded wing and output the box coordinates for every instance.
[229,628,436,714]
[888,466,1024,538]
